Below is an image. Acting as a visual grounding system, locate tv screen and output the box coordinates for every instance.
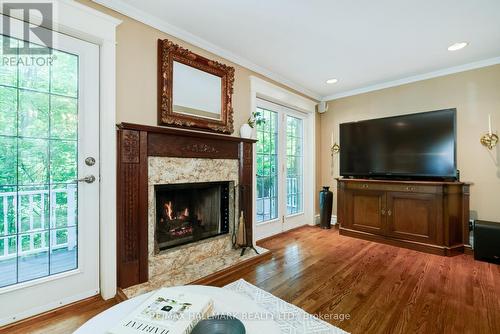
[339,109,457,179]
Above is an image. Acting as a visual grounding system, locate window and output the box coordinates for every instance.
[255,99,305,225]
[0,35,79,288]
[286,116,303,215]
[256,108,278,223]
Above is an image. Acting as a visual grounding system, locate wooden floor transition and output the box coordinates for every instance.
[3,225,500,334]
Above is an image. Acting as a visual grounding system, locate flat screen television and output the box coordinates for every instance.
[339,109,457,180]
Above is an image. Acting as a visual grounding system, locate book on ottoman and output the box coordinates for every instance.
[108,289,214,334]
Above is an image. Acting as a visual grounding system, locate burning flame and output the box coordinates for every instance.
[165,201,174,220]
[163,201,192,221]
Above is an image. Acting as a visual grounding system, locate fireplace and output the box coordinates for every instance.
[154,181,231,251]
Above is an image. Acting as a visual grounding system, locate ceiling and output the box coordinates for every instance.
[95,0,500,100]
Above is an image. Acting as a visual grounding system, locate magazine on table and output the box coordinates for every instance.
[108,289,214,334]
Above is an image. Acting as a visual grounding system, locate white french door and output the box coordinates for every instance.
[255,99,306,239]
[0,15,100,325]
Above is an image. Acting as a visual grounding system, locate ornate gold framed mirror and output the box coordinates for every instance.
[157,39,234,134]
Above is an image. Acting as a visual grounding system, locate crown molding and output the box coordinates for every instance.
[322,56,500,101]
[91,0,321,101]
[93,0,500,103]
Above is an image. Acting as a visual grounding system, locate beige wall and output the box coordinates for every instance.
[78,0,321,214]
[78,0,315,137]
[320,64,500,222]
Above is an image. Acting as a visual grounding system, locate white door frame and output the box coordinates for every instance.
[0,16,100,325]
[280,106,308,232]
[250,76,317,242]
[0,0,121,302]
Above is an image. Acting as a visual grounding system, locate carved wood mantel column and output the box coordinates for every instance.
[116,123,256,289]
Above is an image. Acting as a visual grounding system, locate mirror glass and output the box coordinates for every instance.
[172,61,222,120]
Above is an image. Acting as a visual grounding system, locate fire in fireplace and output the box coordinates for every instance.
[155,181,231,251]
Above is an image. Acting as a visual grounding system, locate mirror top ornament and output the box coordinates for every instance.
[158,39,235,134]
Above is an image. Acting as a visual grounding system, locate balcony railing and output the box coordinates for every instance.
[0,184,77,260]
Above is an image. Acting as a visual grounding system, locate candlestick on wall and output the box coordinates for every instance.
[480,113,498,150]
[330,129,340,177]
[331,142,340,155]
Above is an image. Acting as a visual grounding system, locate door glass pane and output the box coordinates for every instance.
[0,34,79,288]
[286,116,303,215]
[256,107,278,223]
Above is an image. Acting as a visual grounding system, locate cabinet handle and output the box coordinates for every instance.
[406,186,415,191]
[387,210,392,216]
[362,184,369,188]
[381,209,386,215]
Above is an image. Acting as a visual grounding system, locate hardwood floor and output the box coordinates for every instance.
[3,225,499,333]
[214,226,500,334]
[1,296,119,334]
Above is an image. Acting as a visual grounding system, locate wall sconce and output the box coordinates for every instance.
[480,114,498,150]
[330,131,340,155]
[331,143,340,155]
[481,133,498,150]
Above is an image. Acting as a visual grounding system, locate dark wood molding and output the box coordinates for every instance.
[138,131,149,284]
[157,39,235,134]
[117,129,144,288]
[149,132,239,159]
[118,123,255,143]
[189,251,272,286]
[117,123,257,289]
[463,244,474,255]
[115,288,129,302]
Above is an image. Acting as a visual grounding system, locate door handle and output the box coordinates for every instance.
[76,175,96,184]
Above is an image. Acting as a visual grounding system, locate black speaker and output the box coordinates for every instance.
[474,220,500,263]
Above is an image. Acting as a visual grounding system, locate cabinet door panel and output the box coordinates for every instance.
[386,192,440,244]
[346,190,385,234]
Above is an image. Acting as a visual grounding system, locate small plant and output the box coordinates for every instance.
[248,111,266,128]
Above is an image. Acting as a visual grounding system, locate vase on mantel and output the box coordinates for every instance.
[319,186,333,229]
[240,123,253,139]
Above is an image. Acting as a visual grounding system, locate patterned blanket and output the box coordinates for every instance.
[224,279,349,334]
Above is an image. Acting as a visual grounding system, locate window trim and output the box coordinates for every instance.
[255,98,308,227]
[255,104,279,224]
[251,77,316,242]
[284,111,305,217]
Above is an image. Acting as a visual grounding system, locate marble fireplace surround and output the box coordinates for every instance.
[121,157,269,298]
[117,123,259,290]
[147,157,239,274]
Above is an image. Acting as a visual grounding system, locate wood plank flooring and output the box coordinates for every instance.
[0,296,119,334]
[213,226,500,334]
[3,225,499,333]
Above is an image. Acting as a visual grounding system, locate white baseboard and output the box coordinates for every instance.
[314,214,337,225]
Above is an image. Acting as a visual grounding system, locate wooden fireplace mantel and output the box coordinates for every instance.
[116,123,257,288]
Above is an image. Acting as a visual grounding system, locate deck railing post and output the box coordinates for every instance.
[0,187,73,260]
[67,184,77,250]
[3,195,8,256]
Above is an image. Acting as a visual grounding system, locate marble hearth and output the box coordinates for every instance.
[122,157,268,298]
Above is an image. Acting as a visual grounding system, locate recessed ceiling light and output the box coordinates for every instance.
[326,78,338,84]
[448,42,469,51]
